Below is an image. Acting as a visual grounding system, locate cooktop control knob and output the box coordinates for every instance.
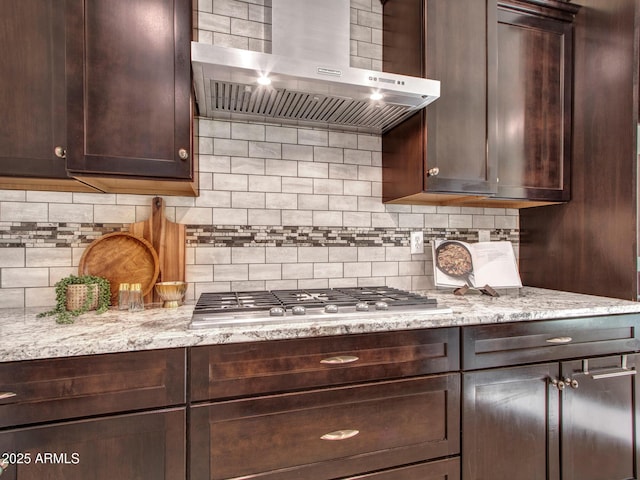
[375,301,389,310]
[292,305,307,315]
[355,302,370,312]
[269,307,285,317]
[324,304,339,314]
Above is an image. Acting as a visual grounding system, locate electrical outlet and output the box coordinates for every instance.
[410,231,424,254]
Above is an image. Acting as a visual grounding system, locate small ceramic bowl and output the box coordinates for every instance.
[154,281,187,308]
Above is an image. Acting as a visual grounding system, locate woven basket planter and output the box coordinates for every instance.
[65,284,99,312]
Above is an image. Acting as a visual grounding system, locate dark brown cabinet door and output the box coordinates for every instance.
[495,4,575,202]
[0,1,95,192]
[462,363,560,480]
[561,354,640,480]
[382,0,498,203]
[0,409,185,479]
[65,0,192,181]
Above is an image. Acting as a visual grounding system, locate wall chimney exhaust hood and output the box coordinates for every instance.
[191,0,440,134]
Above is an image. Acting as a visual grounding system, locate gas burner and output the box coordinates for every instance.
[190,286,451,329]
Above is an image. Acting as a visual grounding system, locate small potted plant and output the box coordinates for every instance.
[38,274,111,324]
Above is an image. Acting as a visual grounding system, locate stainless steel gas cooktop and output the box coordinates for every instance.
[189,286,452,329]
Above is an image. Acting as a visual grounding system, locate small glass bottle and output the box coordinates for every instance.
[118,283,130,310]
[129,283,145,312]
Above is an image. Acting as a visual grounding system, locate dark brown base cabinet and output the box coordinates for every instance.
[0,349,186,479]
[189,329,461,480]
[462,316,640,480]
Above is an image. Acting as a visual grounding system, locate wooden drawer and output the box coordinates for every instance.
[0,348,186,428]
[462,314,640,370]
[346,457,460,479]
[190,328,459,401]
[190,374,460,480]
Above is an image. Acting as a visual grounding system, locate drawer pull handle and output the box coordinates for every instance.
[320,355,359,365]
[546,336,573,344]
[320,429,360,441]
[591,368,637,380]
[0,392,16,400]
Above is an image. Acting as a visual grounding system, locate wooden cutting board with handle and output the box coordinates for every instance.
[129,197,186,304]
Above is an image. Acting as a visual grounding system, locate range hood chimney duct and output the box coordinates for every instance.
[191,0,440,134]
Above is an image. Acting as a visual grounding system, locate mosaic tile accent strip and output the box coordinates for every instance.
[0,223,519,248]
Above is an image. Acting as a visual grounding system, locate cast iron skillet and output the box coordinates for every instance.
[435,240,475,287]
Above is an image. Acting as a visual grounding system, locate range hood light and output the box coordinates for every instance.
[257,75,271,86]
[369,91,384,101]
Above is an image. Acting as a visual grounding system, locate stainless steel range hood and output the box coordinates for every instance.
[191,0,440,134]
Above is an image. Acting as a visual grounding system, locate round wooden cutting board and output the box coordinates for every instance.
[79,232,160,304]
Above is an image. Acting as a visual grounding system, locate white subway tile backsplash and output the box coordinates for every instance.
[344,149,372,165]
[49,203,94,223]
[214,138,249,156]
[343,211,371,227]
[265,193,297,210]
[0,288,24,308]
[232,246,265,264]
[94,205,135,224]
[195,190,232,208]
[2,268,49,288]
[26,248,71,268]
[372,261,399,277]
[329,195,358,211]
[398,213,424,229]
[25,287,56,308]
[186,264,215,282]
[213,0,249,20]
[343,261,372,278]
[199,155,231,173]
[282,144,314,161]
[249,264,282,280]
[178,207,215,225]
[249,141,282,159]
[266,126,297,144]
[472,215,496,229]
[232,192,265,208]
[266,159,298,177]
[27,191,72,203]
[231,157,265,175]
[314,263,344,279]
[248,209,281,225]
[329,247,358,262]
[214,264,249,281]
[282,263,313,279]
[266,247,298,264]
[313,211,343,227]
[329,164,358,180]
[298,162,329,179]
[313,179,343,195]
[281,210,313,226]
[0,248,25,267]
[1,202,48,222]
[195,246,231,265]
[213,173,249,191]
[358,247,385,262]
[329,132,358,149]
[314,146,344,164]
[248,175,281,192]
[282,177,313,194]
[298,129,329,146]
[298,278,329,289]
[298,194,328,211]
[198,12,230,33]
[343,180,372,197]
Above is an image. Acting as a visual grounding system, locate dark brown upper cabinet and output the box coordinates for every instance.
[382,0,578,208]
[0,0,97,192]
[0,0,196,196]
[382,0,498,205]
[491,1,578,205]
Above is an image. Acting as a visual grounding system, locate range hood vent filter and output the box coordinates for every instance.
[210,81,412,131]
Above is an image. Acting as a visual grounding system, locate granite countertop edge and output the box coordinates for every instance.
[2,286,640,363]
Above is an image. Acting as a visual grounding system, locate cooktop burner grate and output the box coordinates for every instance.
[193,286,437,315]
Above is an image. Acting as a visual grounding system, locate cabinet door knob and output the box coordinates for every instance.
[178,148,189,160]
[54,146,66,159]
[549,378,566,391]
[320,429,360,441]
[564,377,579,389]
[427,167,439,177]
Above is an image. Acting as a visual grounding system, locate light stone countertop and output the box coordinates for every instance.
[2,287,640,363]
